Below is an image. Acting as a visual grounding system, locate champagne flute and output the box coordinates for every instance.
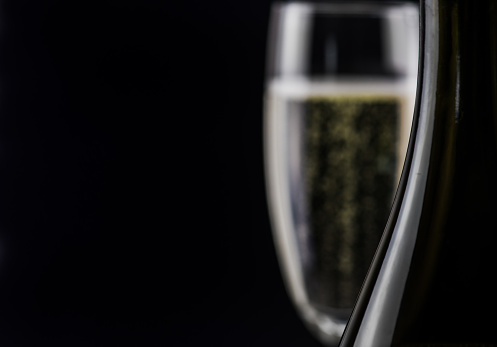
[264,2,419,345]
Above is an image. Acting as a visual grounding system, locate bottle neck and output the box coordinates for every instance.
[340,1,497,344]
[420,0,497,209]
[396,0,497,222]
[433,0,496,123]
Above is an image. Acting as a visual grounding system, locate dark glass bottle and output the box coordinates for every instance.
[339,0,497,345]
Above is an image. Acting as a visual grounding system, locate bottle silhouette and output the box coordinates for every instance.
[340,0,497,345]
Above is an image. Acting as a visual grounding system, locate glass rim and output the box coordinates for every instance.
[271,1,419,17]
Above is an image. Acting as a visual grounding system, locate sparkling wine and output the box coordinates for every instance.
[265,77,415,340]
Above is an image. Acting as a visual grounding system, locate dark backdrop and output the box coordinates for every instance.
[0,0,416,346]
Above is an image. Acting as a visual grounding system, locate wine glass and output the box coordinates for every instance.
[264,2,419,345]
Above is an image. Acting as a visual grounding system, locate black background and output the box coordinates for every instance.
[0,0,417,346]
